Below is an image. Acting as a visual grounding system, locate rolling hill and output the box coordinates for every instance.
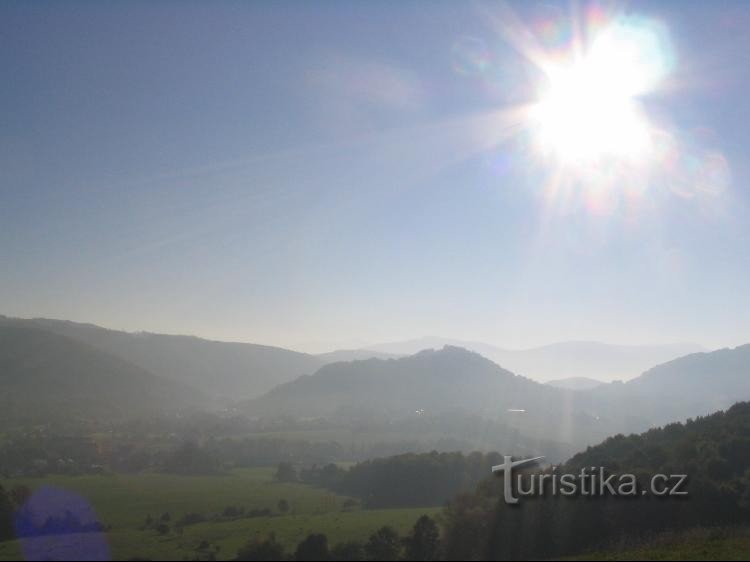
[242,346,612,452]
[590,343,750,426]
[442,401,750,560]
[244,346,561,419]
[0,324,203,423]
[0,316,325,401]
[242,343,750,452]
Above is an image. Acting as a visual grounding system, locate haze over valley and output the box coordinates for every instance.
[1,313,747,463]
[3,1,750,560]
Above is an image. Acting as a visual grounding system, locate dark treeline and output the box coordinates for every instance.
[440,402,750,560]
[0,488,13,542]
[299,451,504,508]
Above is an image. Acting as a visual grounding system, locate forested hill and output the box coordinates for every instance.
[565,400,750,476]
[584,343,750,430]
[0,324,204,423]
[0,315,325,400]
[441,401,750,560]
[244,346,560,419]
[243,343,750,453]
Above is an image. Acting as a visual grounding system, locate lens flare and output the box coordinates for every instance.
[531,15,673,167]
[15,486,110,561]
[449,3,729,220]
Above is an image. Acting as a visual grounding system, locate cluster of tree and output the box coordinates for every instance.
[234,515,440,561]
[0,485,33,542]
[0,430,102,477]
[142,512,174,536]
[298,451,505,508]
[141,503,287,538]
[1,484,113,544]
[0,486,15,542]
[14,510,106,538]
[440,402,750,560]
[3,484,108,543]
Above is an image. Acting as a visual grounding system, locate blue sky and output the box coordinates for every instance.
[2,1,749,351]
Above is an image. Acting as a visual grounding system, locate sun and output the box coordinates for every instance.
[530,17,672,167]
[533,63,651,164]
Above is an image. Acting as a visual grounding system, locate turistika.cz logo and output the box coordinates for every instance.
[492,456,688,505]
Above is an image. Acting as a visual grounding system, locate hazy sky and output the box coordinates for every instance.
[2,1,750,352]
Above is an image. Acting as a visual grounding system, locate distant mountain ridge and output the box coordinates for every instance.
[590,343,750,424]
[243,343,750,452]
[242,346,612,452]
[3,316,326,401]
[0,314,744,443]
[247,346,553,418]
[0,316,706,402]
[315,348,402,363]
[366,337,705,382]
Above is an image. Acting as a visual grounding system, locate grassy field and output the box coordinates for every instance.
[566,527,750,561]
[0,468,440,561]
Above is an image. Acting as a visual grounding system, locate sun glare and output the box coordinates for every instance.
[533,64,651,164]
[531,17,672,167]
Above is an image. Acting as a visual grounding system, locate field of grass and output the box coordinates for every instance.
[566,527,750,561]
[0,468,439,560]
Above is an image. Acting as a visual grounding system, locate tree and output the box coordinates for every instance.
[364,526,401,561]
[9,485,31,508]
[330,541,364,561]
[294,533,329,561]
[0,486,13,542]
[275,462,298,482]
[236,534,285,561]
[341,498,358,512]
[277,499,290,514]
[404,515,440,561]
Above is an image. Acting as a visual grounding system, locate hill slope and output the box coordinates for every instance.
[0,324,203,423]
[245,346,561,418]
[588,343,750,428]
[244,343,750,452]
[243,346,615,451]
[442,401,750,560]
[2,316,325,400]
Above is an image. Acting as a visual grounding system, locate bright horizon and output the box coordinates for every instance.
[3,1,750,352]
[0,312,715,356]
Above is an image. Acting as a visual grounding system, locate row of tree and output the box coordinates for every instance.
[235,515,440,561]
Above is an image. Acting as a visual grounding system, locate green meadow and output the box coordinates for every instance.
[565,527,750,562]
[0,468,439,560]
